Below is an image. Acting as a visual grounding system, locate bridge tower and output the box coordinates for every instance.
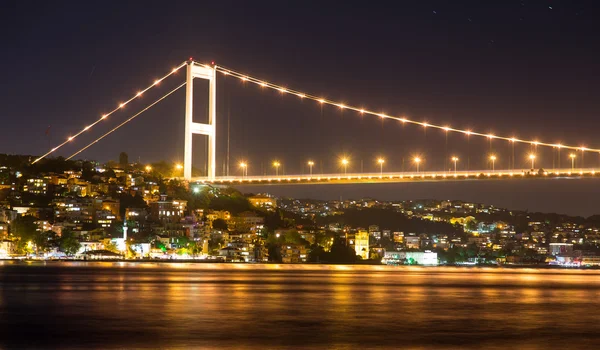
[184,61,216,180]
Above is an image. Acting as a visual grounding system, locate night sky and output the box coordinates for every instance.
[1,1,599,215]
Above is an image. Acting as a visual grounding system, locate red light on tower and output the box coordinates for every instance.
[211,61,215,65]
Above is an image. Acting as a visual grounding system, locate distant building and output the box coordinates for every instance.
[355,230,369,260]
[248,194,277,210]
[405,235,420,249]
[23,178,48,195]
[383,251,438,265]
[96,210,117,228]
[393,231,404,243]
[101,199,121,220]
[549,243,573,256]
[280,244,308,263]
[230,211,264,232]
[149,195,187,223]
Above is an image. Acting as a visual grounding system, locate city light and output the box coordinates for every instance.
[307,160,314,176]
[145,165,152,172]
[273,161,281,176]
[570,153,576,171]
[175,163,183,170]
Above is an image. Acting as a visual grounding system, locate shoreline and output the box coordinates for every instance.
[2,259,600,270]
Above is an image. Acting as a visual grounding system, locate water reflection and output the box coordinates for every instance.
[1,262,600,349]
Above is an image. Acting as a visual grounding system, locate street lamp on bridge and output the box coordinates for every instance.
[341,158,349,175]
[489,155,496,172]
[307,160,314,176]
[529,154,536,169]
[239,161,248,177]
[413,157,421,173]
[273,161,281,176]
[377,158,385,176]
[451,156,459,174]
[570,153,576,172]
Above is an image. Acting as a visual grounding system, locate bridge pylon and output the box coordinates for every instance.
[184,61,216,180]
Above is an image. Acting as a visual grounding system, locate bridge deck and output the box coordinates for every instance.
[186,168,600,185]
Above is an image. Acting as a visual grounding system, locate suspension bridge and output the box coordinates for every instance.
[31,59,600,185]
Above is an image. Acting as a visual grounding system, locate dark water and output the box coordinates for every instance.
[1,262,600,349]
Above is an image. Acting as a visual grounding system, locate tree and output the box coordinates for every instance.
[326,237,358,263]
[119,152,129,168]
[104,240,119,253]
[11,215,38,254]
[465,219,478,232]
[59,230,81,256]
[212,218,228,231]
[307,244,325,262]
[283,230,309,246]
[34,230,58,254]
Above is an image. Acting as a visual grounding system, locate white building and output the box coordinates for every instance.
[382,251,438,265]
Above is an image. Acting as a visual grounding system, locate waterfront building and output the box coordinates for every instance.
[355,230,369,260]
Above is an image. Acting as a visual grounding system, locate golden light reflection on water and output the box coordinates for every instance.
[3,263,600,349]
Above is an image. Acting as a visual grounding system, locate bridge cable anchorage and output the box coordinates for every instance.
[210,62,598,153]
[31,61,187,164]
[66,82,186,160]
